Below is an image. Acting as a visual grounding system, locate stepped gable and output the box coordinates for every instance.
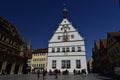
[100,39,107,48]
[95,41,100,49]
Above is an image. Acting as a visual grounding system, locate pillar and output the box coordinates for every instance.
[0,61,3,74]
[18,64,23,74]
[10,63,15,74]
[1,61,7,71]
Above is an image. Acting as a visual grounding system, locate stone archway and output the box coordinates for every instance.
[14,64,19,74]
[0,61,3,72]
[5,62,12,74]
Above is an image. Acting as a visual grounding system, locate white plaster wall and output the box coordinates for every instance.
[47,56,87,73]
[49,31,83,42]
[49,41,85,47]
[48,52,86,56]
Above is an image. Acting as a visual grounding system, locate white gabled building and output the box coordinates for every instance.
[47,8,87,74]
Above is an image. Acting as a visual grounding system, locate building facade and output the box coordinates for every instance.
[0,16,25,74]
[31,48,48,73]
[92,39,110,73]
[99,39,109,72]
[47,8,87,73]
[91,31,120,74]
[23,42,33,74]
[87,57,93,73]
[107,32,120,73]
[92,41,101,73]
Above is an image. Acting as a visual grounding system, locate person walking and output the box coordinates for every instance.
[42,69,46,80]
[37,70,40,80]
[54,69,58,78]
[73,69,76,76]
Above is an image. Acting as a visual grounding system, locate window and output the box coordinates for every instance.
[4,37,6,42]
[116,47,119,53]
[71,35,74,39]
[43,64,45,67]
[62,48,65,52]
[41,64,43,68]
[66,47,69,52]
[78,47,81,52]
[52,60,56,68]
[72,47,75,52]
[39,64,41,67]
[67,60,70,68]
[58,36,60,40]
[62,60,65,68]
[52,48,55,52]
[68,27,70,30]
[61,60,71,69]
[76,60,81,68]
[2,36,4,41]
[57,48,60,52]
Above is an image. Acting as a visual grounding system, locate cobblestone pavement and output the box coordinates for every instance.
[0,74,86,80]
[0,73,115,80]
[86,73,115,80]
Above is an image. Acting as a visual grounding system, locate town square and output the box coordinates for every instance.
[0,0,120,80]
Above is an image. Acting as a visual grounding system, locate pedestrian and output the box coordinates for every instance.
[1,70,6,75]
[73,69,76,75]
[78,70,80,75]
[37,70,40,80]
[42,69,46,80]
[58,69,61,75]
[54,69,58,78]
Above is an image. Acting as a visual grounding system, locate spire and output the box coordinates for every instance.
[63,4,68,18]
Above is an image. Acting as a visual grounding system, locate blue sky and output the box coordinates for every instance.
[0,0,120,61]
